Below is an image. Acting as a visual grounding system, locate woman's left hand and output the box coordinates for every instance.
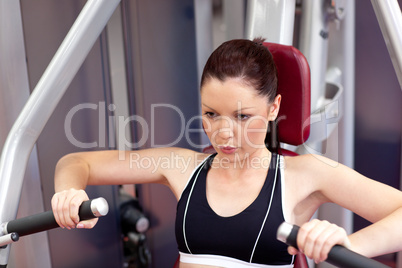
[288,219,351,264]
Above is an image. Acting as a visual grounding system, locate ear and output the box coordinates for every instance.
[267,94,281,121]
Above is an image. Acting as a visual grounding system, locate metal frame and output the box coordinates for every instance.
[245,0,296,45]
[0,0,120,265]
[245,1,302,159]
[0,1,51,266]
[371,0,402,90]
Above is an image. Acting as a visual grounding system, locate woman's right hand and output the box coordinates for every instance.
[51,188,99,230]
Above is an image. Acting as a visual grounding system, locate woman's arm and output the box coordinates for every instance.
[55,148,179,189]
[312,154,402,257]
[286,154,402,263]
[52,147,202,229]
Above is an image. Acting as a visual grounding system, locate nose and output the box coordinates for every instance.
[216,116,234,140]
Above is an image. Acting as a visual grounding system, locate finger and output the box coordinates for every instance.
[287,246,299,256]
[69,191,89,225]
[297,219,321,254]
[62,189,84,229]
[319,225,348,262]
[303,220,331,261]
[312,224,338,263]
[51,194,64,229]
[68,196,81,227]
[61,195,75,230]
[77,218,99,229]
[57,193,68,229]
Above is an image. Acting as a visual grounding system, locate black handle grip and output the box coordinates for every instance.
[277,222,390,268]
[5,197,108,237]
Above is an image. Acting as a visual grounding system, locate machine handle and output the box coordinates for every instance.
[277,222,390,268]
[4,197,108,237]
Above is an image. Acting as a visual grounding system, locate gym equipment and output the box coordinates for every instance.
[277,222,391,268]
[0,198,109,267]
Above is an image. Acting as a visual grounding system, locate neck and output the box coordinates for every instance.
[212,148,273,176]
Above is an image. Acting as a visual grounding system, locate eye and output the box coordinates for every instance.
[236,114,250,121]
[204,112,217,118]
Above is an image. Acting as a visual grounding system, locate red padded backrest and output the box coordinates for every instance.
[263,43,311,147]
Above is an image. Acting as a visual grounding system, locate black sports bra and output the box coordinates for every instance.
[175,153,294,267]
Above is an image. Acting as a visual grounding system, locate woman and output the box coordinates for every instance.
[52,38,402,267]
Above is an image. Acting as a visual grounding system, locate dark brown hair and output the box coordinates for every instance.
[200,37,278,103]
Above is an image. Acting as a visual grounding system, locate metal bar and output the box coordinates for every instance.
[371,0,402,90]
[0,234,19,249]
[336,0,355,238]
[0,0,49,265]
[245,0,295,45]
[298,0,329,112]
[106,4,136,196]
[120,0,144,147]
[0,0,120,265]
[223,0,246,40]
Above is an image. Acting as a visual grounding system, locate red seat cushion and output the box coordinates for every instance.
[263,43,311,146]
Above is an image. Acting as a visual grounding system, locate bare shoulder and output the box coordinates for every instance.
[283,153,339,168]
[282,153,343,180]
[280,154,346,223]
[281,154,326,195]
[283,153,402,223]
[146,147,211,199]
[107,147,211,200]
[282,153,354,192]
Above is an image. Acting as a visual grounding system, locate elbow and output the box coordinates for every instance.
[55,153,90,180]
[56,152,86,169]
[54,153,91,192]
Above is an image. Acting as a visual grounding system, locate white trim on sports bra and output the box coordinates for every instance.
[182,157,210,254]
[179,155,212,200]
[279,155,291,223]
[249,153,279,262]
[179,252,294,268]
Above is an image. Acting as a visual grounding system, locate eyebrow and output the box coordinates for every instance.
[202,103,256,111]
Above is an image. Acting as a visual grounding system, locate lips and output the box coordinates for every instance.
[218,146,237,154]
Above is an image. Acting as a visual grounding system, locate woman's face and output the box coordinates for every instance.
[201,78,281,161]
